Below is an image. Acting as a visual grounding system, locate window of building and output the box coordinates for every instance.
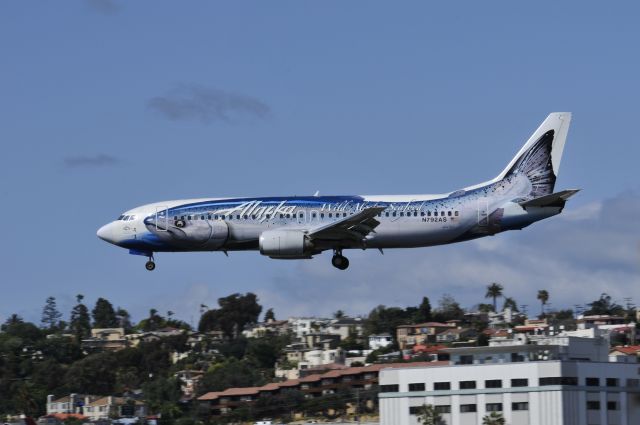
[459,381,476,389]
[380,385,399,393]
[486,403,502,412]
[586,377,600,387]
[511,378,528,387]
[606,378,619,387]
[408,383,425,392]
[409,406,421,415]
[607,401,618,411]
[434,382,451,391]
[587,401,600,410]
[460,404,477,413]
[434,405,451,414]
[512,402,529,411]
[458,355,474,365]
[627,379,639,388]
[540,377,577,386]
[485,379,502,388]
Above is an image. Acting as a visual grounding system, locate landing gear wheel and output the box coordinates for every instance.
[145,260,156,271]
[332,255,349,270]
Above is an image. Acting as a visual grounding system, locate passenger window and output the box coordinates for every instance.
[243,215,247,219]
[329,213,333,218]
[280,214,284,218]
[228,215,232,220]
[286,214,290,218]
[208,215,211,220]
[201,215,205,220]
[441,211,445,216]
[181,216,185,220]
[266,214,271,219]
[312,213,317,218]
[214,215,219,220]
[392,212,397,217]
[455,211,459,216]
[321,213,325,218]
[385,212,389,217]
[400,212,404,217]
[420,211,425,216]
[299,213,303,218]
[414,211,418,217]
[448,211,452,216]
[252,215,256,219]
[343,213,347,217]
[236,215,240,219]
[187,215,192,220]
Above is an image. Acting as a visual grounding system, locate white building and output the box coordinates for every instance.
[379,334,640,425]
[369,334,393,350]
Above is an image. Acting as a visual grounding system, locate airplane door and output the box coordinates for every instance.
[155,206,169,231]
[478,200,489,227]
[297,210,306,224]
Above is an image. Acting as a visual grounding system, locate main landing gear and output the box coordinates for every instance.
[331,249,349,270]
[145,255,156,271]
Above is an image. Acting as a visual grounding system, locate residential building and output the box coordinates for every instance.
[369,334,393,350]
[175,370,205,399]
[243,320,290,338]
[396,322,455,349]
[435,328,478,343]
[326,317,364,340]
[81,328,128,352]
[610,345,640,359]
[288,317,331,340]
[379,333,640,425]
[83,397,146,421]
[199,361,445,416]
[46,394,98,415]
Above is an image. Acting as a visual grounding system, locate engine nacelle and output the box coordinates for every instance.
[259,230,315,259]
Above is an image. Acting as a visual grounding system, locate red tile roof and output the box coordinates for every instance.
[198,361,446,401]
[611,345,640,355]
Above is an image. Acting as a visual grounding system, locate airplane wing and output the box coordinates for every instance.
[308,206,386,242]
[519,189,580,208]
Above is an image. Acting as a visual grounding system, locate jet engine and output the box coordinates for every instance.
[259,230,317,259]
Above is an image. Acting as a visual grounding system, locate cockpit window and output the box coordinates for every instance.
[118,215,125,220]
[123,215,130,221]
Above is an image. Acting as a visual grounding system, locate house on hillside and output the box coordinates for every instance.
[81,328,128,352]
[83,397,146,421]
[396,322,455,349]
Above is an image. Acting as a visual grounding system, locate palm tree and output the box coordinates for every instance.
[482,412,505,425]
[503,297,519,312]
[416,404,444,425]
[485,282,504,312]
[537,290,550,316]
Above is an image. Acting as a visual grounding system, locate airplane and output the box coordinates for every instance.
[97,112,578,271]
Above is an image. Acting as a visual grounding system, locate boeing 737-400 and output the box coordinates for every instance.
[97,112,578,271]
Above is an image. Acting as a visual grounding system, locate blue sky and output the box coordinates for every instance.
[1,1,638,325]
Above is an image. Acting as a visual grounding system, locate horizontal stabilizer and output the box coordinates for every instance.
[518,189,580,208]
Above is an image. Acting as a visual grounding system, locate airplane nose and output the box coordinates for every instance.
[97,222,117,244]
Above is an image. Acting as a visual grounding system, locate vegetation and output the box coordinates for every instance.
[482,411,506,424]
[537,290,550,316]
[485,283,504,312]
[416,403,445,425]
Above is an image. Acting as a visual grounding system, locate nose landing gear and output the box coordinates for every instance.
[331,249,349,270]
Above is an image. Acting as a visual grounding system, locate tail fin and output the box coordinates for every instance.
[496,112,572,198]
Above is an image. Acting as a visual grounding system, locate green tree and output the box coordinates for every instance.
[333,309,345,319]
[485,283,504,312]
[433,294,465,322]
[92,297,118,328]
[198,358,265,394]
[537,290,550,316]
[264,308,276,322]
[364,305,410,339]
[482,411,506,425]
[585,293,625,316]
[198,293,262,338]
[41,296,63,330]
[416,297,432,323]
[503,297,519,312]
[70,294,91,340]
[416,403,445,425]
[116,307,133,332]
[65,351,118,394]
[142,377,182,418]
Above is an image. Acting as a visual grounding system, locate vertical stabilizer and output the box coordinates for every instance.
[496,112,571,197]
